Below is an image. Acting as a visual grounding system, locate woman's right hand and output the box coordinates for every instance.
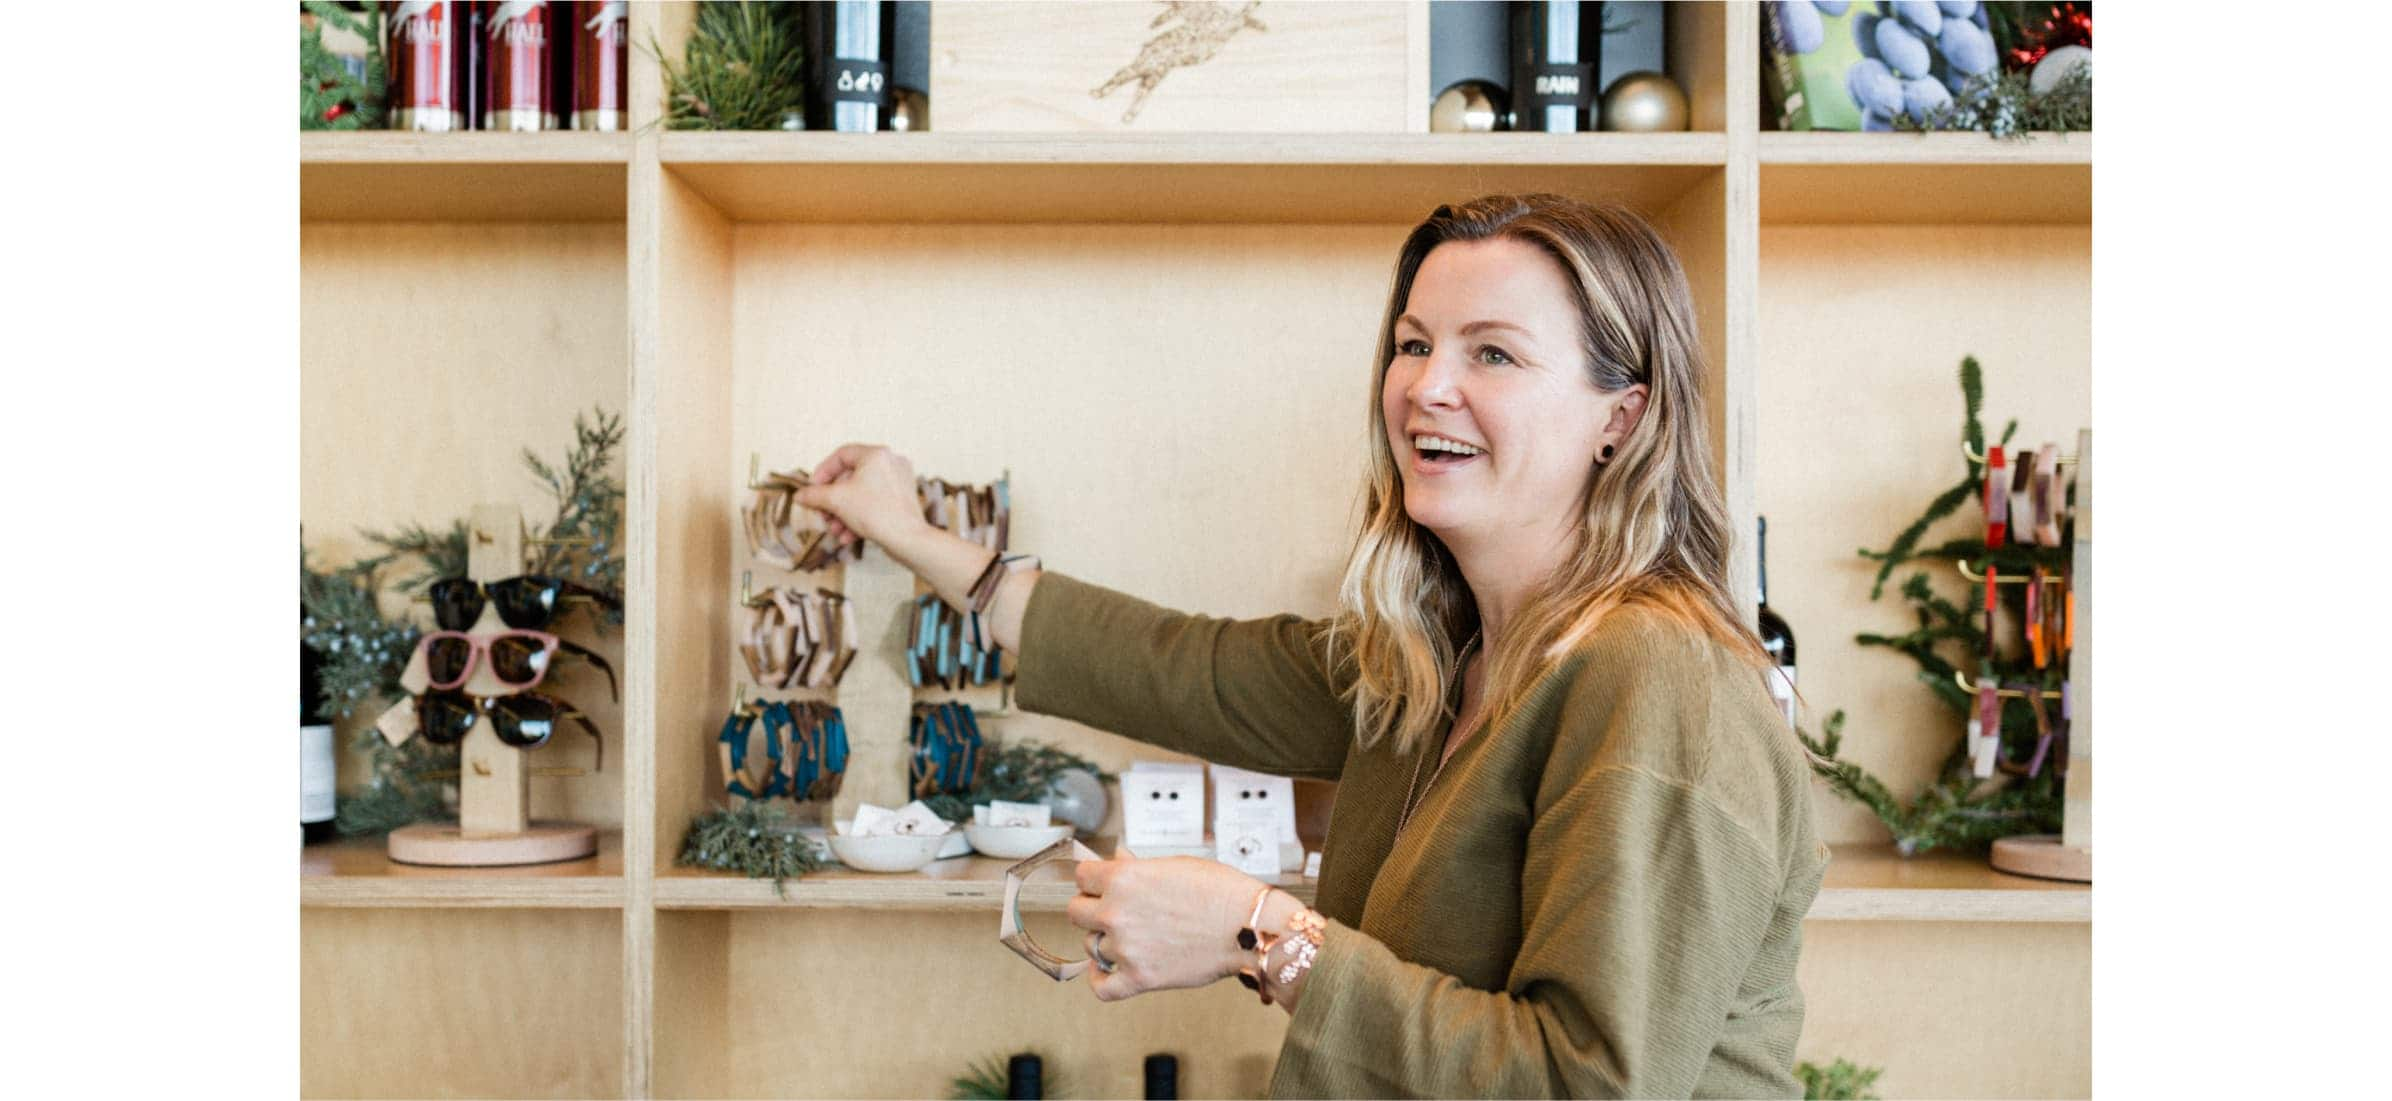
[790,443,926,553]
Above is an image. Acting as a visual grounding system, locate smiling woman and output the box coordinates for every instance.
[794,194,1826,1099]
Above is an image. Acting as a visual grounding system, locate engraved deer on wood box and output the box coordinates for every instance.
[932,1,1420,132]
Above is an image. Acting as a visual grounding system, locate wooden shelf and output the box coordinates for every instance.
[1759,131,2090,225]
[301,132,631,223]
[656,850,1319,911]
[301,828,625,909]
[661,131,1727,223]
[1808,843,2089,923]
[649,843,2080,922]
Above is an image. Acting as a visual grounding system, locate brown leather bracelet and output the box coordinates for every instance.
[965,549,1006,613]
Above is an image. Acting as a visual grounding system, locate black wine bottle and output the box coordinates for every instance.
[302,614,338,844]
[1143,1054,1179,1100]
[1757,516,1797,728]
[1005,1053,1042,1100]
[1508,1,1599,132]
[804,0,895,132]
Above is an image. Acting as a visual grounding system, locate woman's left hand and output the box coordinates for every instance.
[1066,853,1264,1002]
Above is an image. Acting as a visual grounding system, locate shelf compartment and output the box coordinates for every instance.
[301,132,631,222]
[661,131,1727,223]
[1808,843,2089,923]
[303,907,623,1098]
[1759,132,2090,225]
[655,843,2084,921]
[656,851,1318,911]
[301,829,626,909]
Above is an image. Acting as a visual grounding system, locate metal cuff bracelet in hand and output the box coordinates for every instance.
[1000,836,1103,981]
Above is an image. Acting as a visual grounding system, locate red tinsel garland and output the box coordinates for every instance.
[2003,2,2093,70]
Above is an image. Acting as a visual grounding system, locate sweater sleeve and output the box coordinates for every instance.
[1011,570,1353,780]
[1272,636,1786,1098]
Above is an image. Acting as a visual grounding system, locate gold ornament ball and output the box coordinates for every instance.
[1431,81,1506,133]
[1600,71,1689,132]
[889,88,930,132]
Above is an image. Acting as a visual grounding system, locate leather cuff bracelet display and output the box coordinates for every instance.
[719,698,850,802]
[742,585,859,691]
[909,701,985,798]
[909,555,1035,689]
[1000,837,1103,981]
[917,473,1010,559]
[746,467,867,572]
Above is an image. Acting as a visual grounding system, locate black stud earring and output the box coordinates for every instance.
[1599,444,1616,463]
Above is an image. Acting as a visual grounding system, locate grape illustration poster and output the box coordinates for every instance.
[1765,1,1999,131]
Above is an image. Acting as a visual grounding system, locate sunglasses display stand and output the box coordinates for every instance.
[388,504,600,867]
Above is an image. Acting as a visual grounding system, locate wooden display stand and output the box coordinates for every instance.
[1990,429,2092,884]
[388,504,598,867]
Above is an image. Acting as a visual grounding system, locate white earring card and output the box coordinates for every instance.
[1121,761,1207,848]
[1210,763,1302,873]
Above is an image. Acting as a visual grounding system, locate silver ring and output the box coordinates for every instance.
[1088,932,1119,974]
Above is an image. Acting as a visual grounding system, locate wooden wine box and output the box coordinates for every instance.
[930,1,1428,132]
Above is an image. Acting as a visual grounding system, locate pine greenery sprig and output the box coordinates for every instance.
[524,408,628,623]
[1797,358,2066,856]
[301,550,422,720]
[949,1051,1067,1101]
[656,1,808,131]
[1894,61,2091,138]
[1797,1057,1885,1100]
[675,802,830,898]
[919,739,1114,824]
[1856,357,2016,599]
[300,1,385,131]
[356,520,472,596]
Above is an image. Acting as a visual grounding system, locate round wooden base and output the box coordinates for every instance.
[1988,834,2091,883]
[388,821,598,867]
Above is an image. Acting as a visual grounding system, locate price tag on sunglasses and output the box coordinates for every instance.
[377,696,420,748]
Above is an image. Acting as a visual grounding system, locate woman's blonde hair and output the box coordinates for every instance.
[1324,193,1770,758]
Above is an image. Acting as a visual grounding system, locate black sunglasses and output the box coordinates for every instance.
[430,575,622,633]
[417,688,605,772]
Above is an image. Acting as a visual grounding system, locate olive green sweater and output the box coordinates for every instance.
[1014,571,1830,1100]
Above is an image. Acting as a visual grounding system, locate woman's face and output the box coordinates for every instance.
[1381,237,1644,548]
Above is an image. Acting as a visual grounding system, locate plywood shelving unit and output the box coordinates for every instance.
[300,4,2091,1098]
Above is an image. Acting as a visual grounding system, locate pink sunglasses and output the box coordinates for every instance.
[413,629,564,692]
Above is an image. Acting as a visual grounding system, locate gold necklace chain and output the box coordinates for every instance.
[1396,630,1481,836]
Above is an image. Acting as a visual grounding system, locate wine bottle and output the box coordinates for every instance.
[1005,1053,1042,1100]
[1757,516,1798,728]
[302,614,338,845]
[1507,1,1599,132]
[804,1,894,132]
[483,0,559,131]
[387,0,464,131]
[1143,1054,1179,1100]
[572,0,630,130]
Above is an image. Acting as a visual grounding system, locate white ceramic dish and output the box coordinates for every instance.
[964,823,1075,860]
[827,821,950,873]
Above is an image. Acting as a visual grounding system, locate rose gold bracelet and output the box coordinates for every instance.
[1273,906,1325,987]
[1234,886,1276,1003]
